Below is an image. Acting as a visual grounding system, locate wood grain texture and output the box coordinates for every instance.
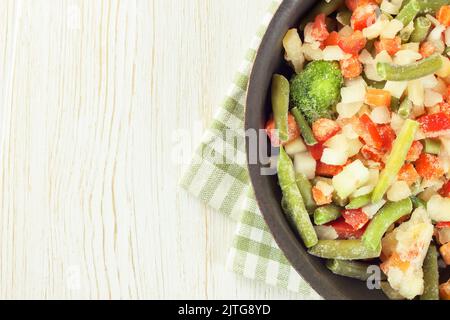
[0,0,301,299]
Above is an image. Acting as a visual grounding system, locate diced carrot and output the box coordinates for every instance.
[324,31,341,47]
[265,113,301,147]
[420,41,436,59]
[439,180,450,197]
[374,37,402,56]
[312,118,341,143]
[440,242,450,265]
[351,3,378,31]
[440,280,450,300]
[342,209,369,230]
[365,88,392,108]
[359,114,383,149]
[340,55,363,79]
[437,5,450,27]
[398,163,420,186]
[311,13,330,42]
[360,145,384,163]
[338,31,367,55]
[380,252,410,274]
[377,124,396,152]
[415,153,445,180]
[312,186,333,206]
[406,141,424,162]
[316,162,344,177]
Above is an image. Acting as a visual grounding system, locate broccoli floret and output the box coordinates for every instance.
[290,60,344,124]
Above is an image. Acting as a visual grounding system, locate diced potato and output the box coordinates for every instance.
[381,19,403,39]
[332,160,370,199]
[427,195,450,222]
[283,28,305,74]
[424,89,443,107]
[436,56,450,78]
[371,106,391,124]
[341,84,366,103]
[321,148,348,166]
[363,200,386,219]
[394,50,422,65]
[384,81,408,99]
[408,80,424,107]
[285,138,307,156]
[323,45,350,61]
[294,152,317,180]
[314,226,339,240]
[387,181,411,202]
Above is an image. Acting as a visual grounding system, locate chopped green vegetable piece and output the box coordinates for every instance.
[296,173,317,212]
[377,54,443,81]
[381,282,405,300]
[291,107,318,146]
[424,139,441,155]
[346,193,371,210]
[410,196,426,209]
[410,17,432,43]
[362,199,413,250]
[327,260,386,281]
[299,0,345,30]
[308,240,381,260]
[396,0,421,26]
[314,205,341,225]
[278,147,318,248]
[372,120,419,203]
[421,244,440,300]
[398,98,413,119]
[271,74,290,142]
[390,96,400,113]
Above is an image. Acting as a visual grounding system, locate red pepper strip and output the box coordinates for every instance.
[436,222,450,229]
[440,181,450,197]
[308,143,324,161]
[360,114,383,150]
[316,162,344,177]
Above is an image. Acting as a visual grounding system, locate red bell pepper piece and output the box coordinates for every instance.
[308,143,324,161]
[377,124,396,152]
[311,13,330,42]
[415,153,445,180]
[351,3,378,31]
[359,114,383,149]
[327,217,368,239]
[265,113,301,147]
[360,145,384,163]
[417,112,450,138]
[316,162,344,177]
[312,118,341,143]
[436,222,450,229]
[439,180,450,197]
[338,30,367,55]
[398,163,420,186]
[342,209,369,230]
[406,141,424,162]
[324,31,340,47]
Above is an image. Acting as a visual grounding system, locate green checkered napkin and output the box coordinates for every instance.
[180,0,321,299]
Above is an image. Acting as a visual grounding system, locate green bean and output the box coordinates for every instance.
[271,75,290,143]
[296,173,317,212]
[336,10,352,26]
[421,244,440,300]
[410,17,432,43]
[396,0,421,26]
[410,196,426,209]
[327,260,386,281]
[346,193,371,210]
[381,282,405,300]
[314,205,341,225]
[390,96,400,113]
[398,98,413,119]
[400,22,414,44]
[362,199,413,250]
[278,147,318,248]
[419,0,449,15]
[363,74,386,89]
[424,138,441,155]
[291,107,318,146]
[299,0,345,30]
[377,54,443,81]
[308,240,381,260]
[372,120,419,202]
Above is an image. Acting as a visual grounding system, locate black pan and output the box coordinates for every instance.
[245,0,386,300]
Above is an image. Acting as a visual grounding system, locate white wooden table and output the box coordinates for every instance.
[0,0,301,299]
